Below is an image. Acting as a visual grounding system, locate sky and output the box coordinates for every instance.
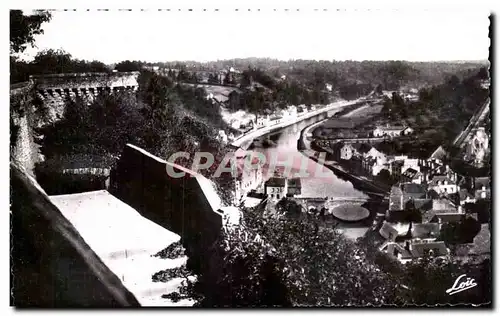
[19,9,491,64]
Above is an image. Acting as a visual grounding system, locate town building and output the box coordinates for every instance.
[388,183,427,212]
[379,240,448,264]
[265,177,287,200]
[334,142,358,160]
[474,177,491,200]
[373,125,413,138]
[459,188,476,206]
[234,150,264,203]
[428,175,459,196]
[255,115,270,128]
[401,168,424,184]
[286,178,302,197]
[465,127,489,166]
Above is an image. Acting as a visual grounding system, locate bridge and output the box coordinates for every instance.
[296,196,372,203]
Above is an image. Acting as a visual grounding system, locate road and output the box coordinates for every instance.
[231,99,362,150]
[452,99,490,148]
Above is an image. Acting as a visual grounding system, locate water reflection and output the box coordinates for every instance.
[251,114,368,199]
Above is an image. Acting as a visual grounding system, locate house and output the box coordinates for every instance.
[428,146,448,163]
[411,223,440,240]
[401,168,424,184]
[389,185,404,211]
[269,115,283,125]
[465,127,489,165]
[286,178,302,197]
[265,177,287,200]
[428,175,458,195]
[402,127,414,135]
[474,177,491,200]
[379,221,411,241]
[255,115,270,128]
[459,188,476,205]
[379,240,448,264]
[388,183,427,213]
[338,143,358,160]
[430,213,466,224]
[420,198,461,223]
[359,145,387,164]
[373,125,407,138]
[234,151,264,202]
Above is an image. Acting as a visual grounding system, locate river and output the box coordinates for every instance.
[248,107,373,240]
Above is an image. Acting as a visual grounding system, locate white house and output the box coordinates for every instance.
[401,159,420,174]
[363,147,387,164]
[339,143,358,160]
[265,177,287,200]
[255,115,270,128]
[235,154,264,202]
[402,127,414,135]
[373,125,407,138]
[428,175,458,195]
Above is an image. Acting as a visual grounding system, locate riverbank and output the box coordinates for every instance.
[299,118,389,197]
[231,99,364,149]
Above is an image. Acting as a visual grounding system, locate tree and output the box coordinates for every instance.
[10,10,51,54]
[375,169,393,186]
[192,202,404,306]
[114,60,143,72]
[223,72,232,85]
[439,217,481,245]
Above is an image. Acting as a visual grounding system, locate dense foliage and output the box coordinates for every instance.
[375,68,490,159]
[185,199,491,306]
[10,10,52,54]
[11,49,111,83]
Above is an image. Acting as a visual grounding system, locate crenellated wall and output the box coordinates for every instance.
[31,71,140,110]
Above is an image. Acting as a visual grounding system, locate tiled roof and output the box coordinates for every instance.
[390,185,403,196]
[401,183,426,195]
[429,146,447,160]
[379,221,398,240]
[265,177,286,187]
[474,177,490,189]
[431,213,465,223]
[410,241,448,258]
[429,175,454,186]
[459,189,475,201]
[402,168,420,179]
[377,125,405,132]
[405,198,432,211]
[386,243,412,259]
[287,178,302,188]
[412,223,440,239]
[432,198,456,211]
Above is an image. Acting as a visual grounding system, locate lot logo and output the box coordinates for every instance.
[446,274,477,295]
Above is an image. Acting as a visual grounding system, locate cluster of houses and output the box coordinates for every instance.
[372,124,414,138]
[230,104,318,132]
[231,148,303,204]
[371,147,491,263]
[264,175,302,201]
